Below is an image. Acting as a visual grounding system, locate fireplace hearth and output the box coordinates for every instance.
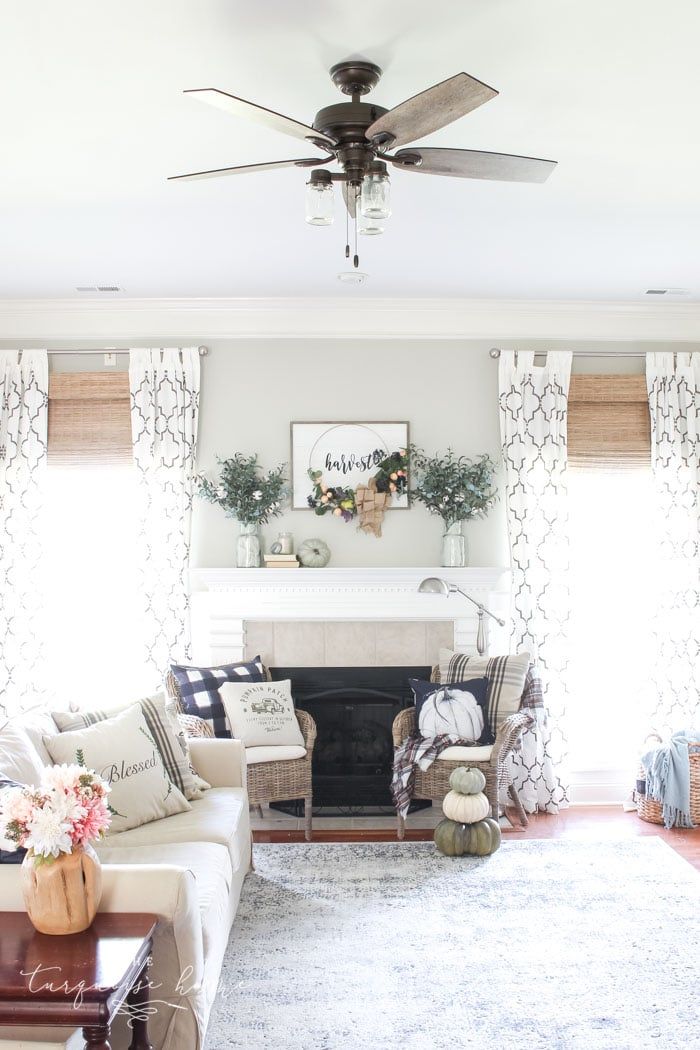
[269,665,431,816]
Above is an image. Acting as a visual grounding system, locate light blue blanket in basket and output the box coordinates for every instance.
[641,729,699,829]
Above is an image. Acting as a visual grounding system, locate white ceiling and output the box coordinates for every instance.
[2,0,699,300]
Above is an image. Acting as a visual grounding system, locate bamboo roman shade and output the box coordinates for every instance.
[48,372,132,465]
[567,374,651,468]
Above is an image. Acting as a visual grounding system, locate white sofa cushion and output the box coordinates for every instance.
[0,725,46,785]
[96,841,232,960]
[436,745,493,762]
[0,1027,83,1049]
[104,787,249,872]
[245,744,307,764]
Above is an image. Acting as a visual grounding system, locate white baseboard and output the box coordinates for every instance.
[567,768,632,806]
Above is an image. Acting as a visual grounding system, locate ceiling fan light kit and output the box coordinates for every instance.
[170,59,557,272]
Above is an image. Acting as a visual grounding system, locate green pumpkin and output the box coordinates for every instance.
[433,818,470,857]
[449,766,487,795]
[466,817,501,856]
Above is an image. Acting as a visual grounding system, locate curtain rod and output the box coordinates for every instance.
[40,345,209,357]
[489,347,645,360]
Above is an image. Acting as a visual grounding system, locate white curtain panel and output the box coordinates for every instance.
[0,350,48,719]
[645,352,700,736]
[129,348,200,685]
[498,350,572,812]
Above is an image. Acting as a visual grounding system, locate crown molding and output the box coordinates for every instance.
[1,296,699,343]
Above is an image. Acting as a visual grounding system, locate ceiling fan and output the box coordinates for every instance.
[169,60,557,272]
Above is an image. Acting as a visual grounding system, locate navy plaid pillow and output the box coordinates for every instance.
[170,657,264,738]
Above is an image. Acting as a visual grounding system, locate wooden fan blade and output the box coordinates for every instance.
[366,73,497,149]
[168,158,326,182]
[184,88,336,147]
[391,147,557,182]
[341,180,359,218]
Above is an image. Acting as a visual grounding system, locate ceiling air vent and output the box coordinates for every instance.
[645,287,689,296]
[75,286,123,293]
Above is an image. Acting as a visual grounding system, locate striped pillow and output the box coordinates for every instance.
[438,649,531,735]
[52,694,208,801]
[170,658,265,738]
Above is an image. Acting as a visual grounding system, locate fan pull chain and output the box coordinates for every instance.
[345,188,350,259]
[353,185,359,269]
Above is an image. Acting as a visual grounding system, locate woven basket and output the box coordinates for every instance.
[636,740,700,826]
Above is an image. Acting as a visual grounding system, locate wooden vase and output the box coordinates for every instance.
[22,844,102,935]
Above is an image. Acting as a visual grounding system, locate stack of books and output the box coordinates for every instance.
[263,553,300,569]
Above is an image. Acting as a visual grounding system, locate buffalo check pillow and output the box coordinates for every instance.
[438,649,530,735]
[170,657,265,738]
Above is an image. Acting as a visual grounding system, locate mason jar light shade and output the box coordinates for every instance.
[305,171,334,226]
[360,163,391,220]
[358,209,384,236]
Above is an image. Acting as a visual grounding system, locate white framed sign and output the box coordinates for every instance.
[291,421,409,510]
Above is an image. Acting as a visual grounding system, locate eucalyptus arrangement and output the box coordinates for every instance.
[197,454,288,566]
[409,446,496,566]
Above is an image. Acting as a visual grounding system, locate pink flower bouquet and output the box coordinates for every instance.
[0,764,112,866]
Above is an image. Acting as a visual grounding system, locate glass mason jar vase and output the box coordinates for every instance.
[237,523,261,568]
[441,521,467,567]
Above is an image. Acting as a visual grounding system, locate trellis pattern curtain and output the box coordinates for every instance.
[129,348,200,685]
[498,350,572,812]
[0,351,48,719]
[645,352,700,736]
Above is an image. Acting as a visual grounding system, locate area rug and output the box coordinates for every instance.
[205,839,699,1050]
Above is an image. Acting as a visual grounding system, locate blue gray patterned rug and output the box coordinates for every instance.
[205,839,699,1050]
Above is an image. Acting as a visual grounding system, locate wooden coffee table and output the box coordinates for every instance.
[0,912,157,1049]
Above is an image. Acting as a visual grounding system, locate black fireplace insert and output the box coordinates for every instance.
[269,665,431,815]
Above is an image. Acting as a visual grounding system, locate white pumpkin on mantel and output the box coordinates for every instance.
[297,538,331,568]
[442,789,490,824]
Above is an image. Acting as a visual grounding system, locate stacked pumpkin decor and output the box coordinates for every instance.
[434,767,502,858]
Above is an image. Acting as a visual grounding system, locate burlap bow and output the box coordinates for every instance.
[355,478,390,537]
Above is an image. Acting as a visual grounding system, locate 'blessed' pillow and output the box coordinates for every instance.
[44,704,191,835]
[52,693,209,801]
[409,677,492,744]
[219,679,305,749]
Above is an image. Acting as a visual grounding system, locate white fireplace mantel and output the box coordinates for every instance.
[190,567,511,664]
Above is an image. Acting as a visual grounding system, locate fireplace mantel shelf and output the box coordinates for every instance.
[190,567,511,662]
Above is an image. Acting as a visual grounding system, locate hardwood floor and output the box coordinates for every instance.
[253,806,700,871]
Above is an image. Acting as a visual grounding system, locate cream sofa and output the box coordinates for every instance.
[0,712,251,1050]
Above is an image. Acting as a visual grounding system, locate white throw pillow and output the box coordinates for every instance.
[219,679,304,748]
[44,704,191,834]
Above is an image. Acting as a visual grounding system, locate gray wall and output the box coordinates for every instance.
[6,335,671,569]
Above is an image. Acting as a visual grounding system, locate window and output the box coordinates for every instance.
[566,373,655,793]
[45,372,148,707]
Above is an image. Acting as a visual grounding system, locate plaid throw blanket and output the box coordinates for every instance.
[391,667,545,820]
[391,734,466,820]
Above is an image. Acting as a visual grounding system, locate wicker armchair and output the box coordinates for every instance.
[165,670,317,841]
[392,699,534,840]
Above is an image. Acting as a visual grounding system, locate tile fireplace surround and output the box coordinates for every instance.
[190,568,511,666]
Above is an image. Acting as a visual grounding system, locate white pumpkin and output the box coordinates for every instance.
[442,789,490,824]
[298,538,331,568]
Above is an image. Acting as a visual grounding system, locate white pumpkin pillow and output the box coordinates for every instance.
[44,704,191,835]
[409,677,493,744]
[219,679,304,749]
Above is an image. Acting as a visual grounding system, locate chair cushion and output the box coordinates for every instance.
[103,786,248,871]
[245,745,307,765]
[436,745,493,763]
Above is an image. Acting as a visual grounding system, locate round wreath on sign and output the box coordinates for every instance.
[306,448,408,537]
